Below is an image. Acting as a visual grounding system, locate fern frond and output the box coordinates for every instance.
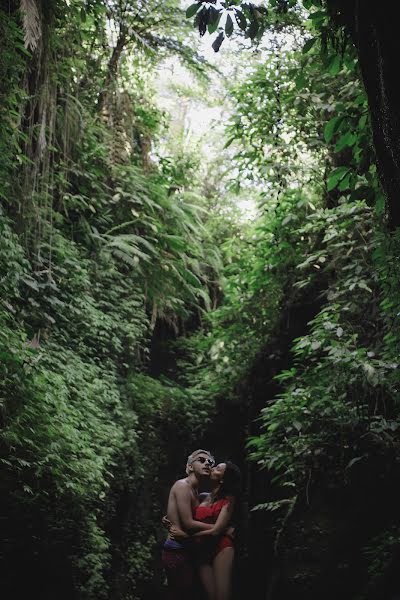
[106,238,152,263]
[20,0,41,51]
[105,233,156,256]
[112,249,142,269]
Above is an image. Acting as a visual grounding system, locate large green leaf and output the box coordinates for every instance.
[327,167,351,191]
[186,3,201,18]
[225,14,234,37]
[302,37,316,54]
[324,116,343,143]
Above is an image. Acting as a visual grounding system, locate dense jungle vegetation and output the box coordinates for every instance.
[1,1,400,599]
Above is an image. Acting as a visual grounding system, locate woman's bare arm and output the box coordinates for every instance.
[192,499,235,538]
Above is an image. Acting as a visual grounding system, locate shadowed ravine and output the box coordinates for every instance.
[1,2,400,600]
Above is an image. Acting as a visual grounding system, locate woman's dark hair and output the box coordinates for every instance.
[216,461,242,500]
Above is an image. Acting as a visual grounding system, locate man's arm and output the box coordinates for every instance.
[175,483,214,533]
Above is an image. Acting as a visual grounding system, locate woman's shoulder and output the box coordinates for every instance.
[222,495,235,505]
[213,495,235,509]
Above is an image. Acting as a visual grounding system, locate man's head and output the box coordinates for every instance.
[186,449,215,478]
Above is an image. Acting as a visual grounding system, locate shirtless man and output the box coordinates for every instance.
[162,449,216,599]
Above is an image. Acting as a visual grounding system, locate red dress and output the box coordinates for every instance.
[194,496,234,563]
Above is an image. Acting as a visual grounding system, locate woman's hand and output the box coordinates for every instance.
[226,525,235,539]
[162,516,189,540]
[169,525,189,540]
[162,515,172,530]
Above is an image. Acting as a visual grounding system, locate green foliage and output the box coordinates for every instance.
[187,1,274,49]
[2,0,400,597]
[0,9,28,200]
[187,2,400,512]
[249,200,400,485]
[180,189,312,402]
[360,526,400,597]
[0,2,222,598]
[239,28,399,495]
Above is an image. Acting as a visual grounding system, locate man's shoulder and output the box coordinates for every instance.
[171,478,190,493]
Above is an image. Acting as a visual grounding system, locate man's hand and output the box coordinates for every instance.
[226,525,235,539]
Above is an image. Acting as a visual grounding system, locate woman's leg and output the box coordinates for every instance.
[213,547,234,600]
[198,563,216,600]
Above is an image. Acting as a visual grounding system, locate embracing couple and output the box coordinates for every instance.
[162,449,241,600]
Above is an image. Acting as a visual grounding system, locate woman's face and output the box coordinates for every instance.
[210,462,226,483]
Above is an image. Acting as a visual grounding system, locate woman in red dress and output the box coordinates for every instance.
[170,461,242,600]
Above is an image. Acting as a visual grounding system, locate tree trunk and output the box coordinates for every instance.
[327,0,400,229]
[97,30,127,113]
